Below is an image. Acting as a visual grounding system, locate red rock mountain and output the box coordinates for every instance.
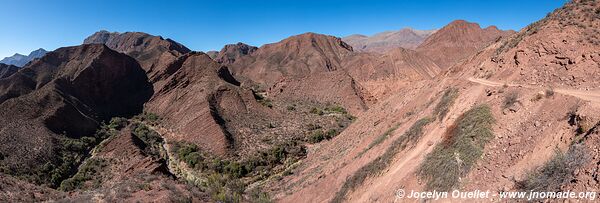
[83,31,191,89]
[343,28,437,52]
[145,52,246,155]
[228,32,354,85]
[0,63,19,79]
[340,48,441,100]
[214,42,257,64]
[0,44,152,186]
[343,47,441,82]
[416,20,515,69]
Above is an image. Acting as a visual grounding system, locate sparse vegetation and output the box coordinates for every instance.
[205,173,245,203]
[418,105,495,191]
[20,119,122,188]
[171,141,296,203]
[433,88,459,120]
[310,107,324,115]
[253,91,273,108]
[325,105,348,114]
[305,105,354,143]
[332,117,432,203]
[59,158,108,191]
[503,91,520,109]
[249,187,272,203]
[306,129,339,144]
[134,112,160,126]
[357,123,400,157]
[132,122,164,158]
[516,144,590,192]
[311,105,349,115]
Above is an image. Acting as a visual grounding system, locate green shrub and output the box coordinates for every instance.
[307,130,325,143]
[516,144,589,191]
[357,124,400,157]
[326,129,339,138]
[307,129,339,143]
[325,105,348,114]
[418,105,495,191]
[108,117,128,130]
[205,173,244,203]
[132,122,164,157]
[59,158,108,191]
[333,117,432,203]
[249,187,272,203]
[433,88,459,120]
[310,107,324,115]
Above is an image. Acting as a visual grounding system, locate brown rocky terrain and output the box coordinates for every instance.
[416,20,516,69]
[0,44,152,190]
[83,30,191,91]
[0,63,18,79]
[341,48,441,100]
[214,42,258,65]
[343,28,436,52]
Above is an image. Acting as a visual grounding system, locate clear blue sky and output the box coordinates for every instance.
[0,0,566,58]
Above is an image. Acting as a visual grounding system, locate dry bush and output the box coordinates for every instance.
[516,144,590,191]
[433,88,459,120]
[418,105,495,191]
[503,91,520,109]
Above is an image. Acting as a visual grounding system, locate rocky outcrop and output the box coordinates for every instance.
[0,63,19,79]
[214,42,257,64]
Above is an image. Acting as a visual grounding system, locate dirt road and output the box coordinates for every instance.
[468,77,600,103]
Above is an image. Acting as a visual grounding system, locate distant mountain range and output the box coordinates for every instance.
[0,48,48,67]
[342,28,437,52]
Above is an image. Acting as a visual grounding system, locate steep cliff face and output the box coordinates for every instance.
[0,63,19,79]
